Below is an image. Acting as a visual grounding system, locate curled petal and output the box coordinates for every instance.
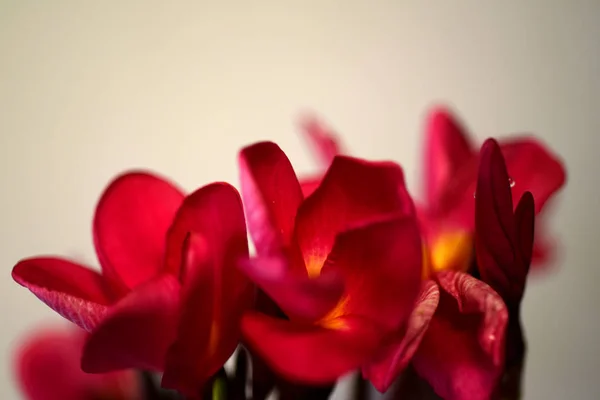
[82,275,181,373]
[413,271,508,400]
[162,183,251,395]
[322,215,422,330]
[239,256,344,321]
[242,312,382,384]
[295,156,414,270]
[299,116,342,167]
[12,257,111,331]
[362,280,440,392]
[93,171,185,290]
[238,142,304,256]
[423,106,474,210]
[14,325,142,400]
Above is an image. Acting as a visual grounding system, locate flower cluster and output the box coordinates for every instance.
[12,106,566,400]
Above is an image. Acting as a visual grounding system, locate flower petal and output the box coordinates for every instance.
[322,215,422,330]
[413,271,508,400]
[12,257,111,331]
[93,171,185,290]
[239,256,344,321]
[299,175,324,198]
[299,116,342,167]
[423,106,474,211]
[161,183,252,395]
[242,312,382,384]
[82,275,181,373]
[238,142,304,257]
[14,325,142,400]
[362,280,440,392]
[295,156,414,270]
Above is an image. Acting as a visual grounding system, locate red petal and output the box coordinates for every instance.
[322,215,422,331]
[93,171,185,290]
[242,312,382,384]
[423,106,474,211]
[299,116,342,167]
[161,183,251,395]
[239,256,344,321]
[82,275,180,373]
[362,280,440,392]
[238,142,304,257]
[299,175,323,198]
[413,271,508,400]
[295,156,414,271]
[14,325,141,400]
[475,139,535,304]
[12,257,111,331]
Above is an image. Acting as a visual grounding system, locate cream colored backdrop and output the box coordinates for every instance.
[1,1,598,399]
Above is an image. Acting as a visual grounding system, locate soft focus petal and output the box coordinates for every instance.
[14,325,142,400]
[242,312,382,384]
[423,106,474,210]
[413,271,508,400]
[362,280,440,392]
[93,171,185,290]
[239,256,344,321]
[162,183,252,395]
[322,215,422,330]
[12,257,111,331]
[295,156,414,271]
[299,175,323,198]
[299,116,342,167]
[238,142,304,257]
[82,275,180,373]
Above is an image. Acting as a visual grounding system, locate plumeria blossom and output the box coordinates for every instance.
[237,141,423,384]
[14,324,141,400]
[12,172,252,396]
[299,107,566,272]
[475,139,535,372]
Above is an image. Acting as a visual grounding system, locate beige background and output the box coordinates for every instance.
[1,1,598,399]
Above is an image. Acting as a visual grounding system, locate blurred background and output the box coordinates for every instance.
[1,1,598,398]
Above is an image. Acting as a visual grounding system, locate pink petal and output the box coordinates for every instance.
[12,257,111,332]
[295,156,414,271]
[362,280,440,392]
[238,142,304,257]
[239,256,344,322]
[423,106,474,211]
[299,115,342,167]
[242,312,382,384]
[82,275,181,373]
[322,215,422,331]
[413,271,508,400]
[14,325,142,400]
[299,175,324,198]
[161,183,252,395]
[93,171,185,290]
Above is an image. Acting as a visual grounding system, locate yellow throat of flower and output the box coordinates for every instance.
[422,230,473,279]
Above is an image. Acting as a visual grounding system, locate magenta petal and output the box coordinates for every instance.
[238,142,304,256]
[299,116,342,167]
[362,280,440,392]
[12,257,111,331]
[239,256,344,321]
[93,171,185,290]
[413,271,508,400]
[82,275,180,373]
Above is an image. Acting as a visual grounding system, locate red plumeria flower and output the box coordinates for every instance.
[475,138,536,368]
[237,141,423,384]
[14,324,141,400]
[299,107,566,273]
[12,172,252,396]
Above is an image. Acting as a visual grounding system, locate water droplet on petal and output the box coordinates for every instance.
[509,177,515,188]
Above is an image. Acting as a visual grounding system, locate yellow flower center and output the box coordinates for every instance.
[422,230,473,279]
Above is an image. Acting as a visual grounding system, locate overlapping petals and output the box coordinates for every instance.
[238,142,422,383]
[14,325,141,400]
[12,172,251,395]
